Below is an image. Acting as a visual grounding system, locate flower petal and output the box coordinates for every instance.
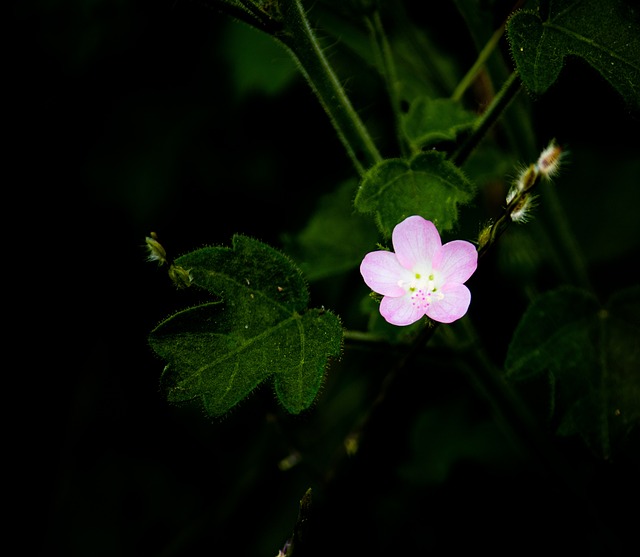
[425,283,471,323]
[392,216,441,270]
[380,295,425,326]
[433,240,477,284]
[360,251,410,296]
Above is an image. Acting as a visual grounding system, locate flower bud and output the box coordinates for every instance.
[145,232,167,265]
[519,163,539,192]
[168,264,192,289]
[506,164,538,204]
[510,193,537,223]
[536,140,563,179]
[477,222,493,251]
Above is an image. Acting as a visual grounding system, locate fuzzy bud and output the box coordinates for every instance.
[506,163,538,205]
[168,264,192,289]
[510,194,538,223]
[145,232,167,265]
[536,140,563,179]
[477,223,493,251]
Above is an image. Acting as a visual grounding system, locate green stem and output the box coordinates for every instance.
[456,317,597,500]
[282,487,313,557]
[277,0,383,176]
[451,21,506,103]
[476,172,535,260]
[451,70,522,167]
[199,0,281,34]
[366,10,410,158]
[325,320,438,483]
[452,317,547,450]
[450,317,608,531]
[343,329,394,345]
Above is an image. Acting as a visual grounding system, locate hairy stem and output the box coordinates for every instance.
[197,0,282,34]
[326,321,438,483]
[277,0,383,175]
[451,21,506,103]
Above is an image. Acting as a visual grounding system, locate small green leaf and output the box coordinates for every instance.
[507,0,640,111]
[402,97,477,151]
[354,151,475,238]
[149,235,343,416]
[505,285,640,459]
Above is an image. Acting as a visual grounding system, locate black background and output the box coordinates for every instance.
[12,1,639,555]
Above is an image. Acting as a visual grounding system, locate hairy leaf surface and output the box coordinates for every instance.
[149,235,343,416]
[505,285,640,459]
[354,151,475,238]
[507,0,640,111]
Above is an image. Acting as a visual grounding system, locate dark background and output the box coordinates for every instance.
[13,1,639,555]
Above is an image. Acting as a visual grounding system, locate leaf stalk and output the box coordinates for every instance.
[451,70,522,167]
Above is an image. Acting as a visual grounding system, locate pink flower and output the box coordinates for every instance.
[360,216,478,326]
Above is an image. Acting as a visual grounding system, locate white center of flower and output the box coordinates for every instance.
[397,268,444,310]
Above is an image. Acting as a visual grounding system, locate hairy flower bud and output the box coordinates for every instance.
[506,163,538,205]
[510,193,538,223]
[168,264,192,289]
[536,140,564,179]
[477,223,493,251]
[145,232,167,265]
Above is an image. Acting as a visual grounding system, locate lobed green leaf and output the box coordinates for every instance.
[507,0,640,111]
[505,285,640,459]
[354,151,475,238]
[149,235,343,416]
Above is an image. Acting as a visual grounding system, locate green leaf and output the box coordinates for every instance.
[354,151,475,238]
[507,0,640,111]
[402,97,477,151]
[282,179,379,281]
[505,285,640,459]
[149,235,343,416]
